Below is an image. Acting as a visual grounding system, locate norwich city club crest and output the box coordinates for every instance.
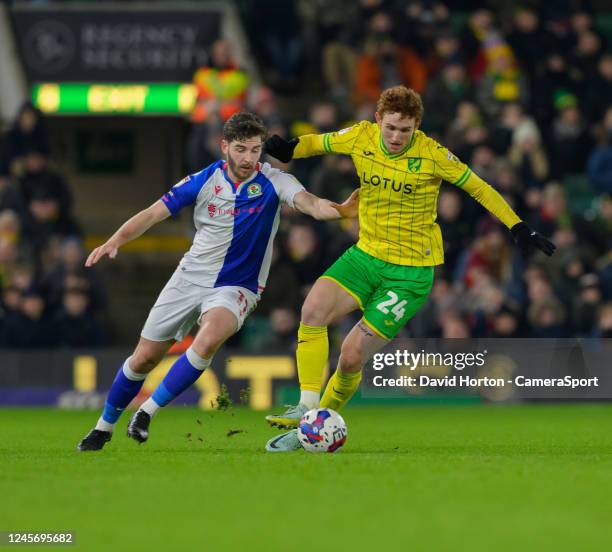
[408,158,422,172]
[247,183,262,197]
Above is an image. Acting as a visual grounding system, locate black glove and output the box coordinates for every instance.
[510,222,556,256]
[263,135,299,163]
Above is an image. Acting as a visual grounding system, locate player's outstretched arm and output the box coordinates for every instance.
[265,123,364,162]
[85,200,170,267]
[431,141,556,257]
[293,189,360,221]
[460,176,556,257]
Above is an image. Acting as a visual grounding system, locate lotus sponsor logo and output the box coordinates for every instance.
[362,172,414,194]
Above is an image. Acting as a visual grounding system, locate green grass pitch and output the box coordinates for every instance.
[1,404,611,551]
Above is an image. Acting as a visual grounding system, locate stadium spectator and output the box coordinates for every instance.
[571,273,603,335]
[475,39,529,119]
[0,209,21,248]
[309,155,359,205]
[461,219,516,291]
[1,285,21,317]
[437,188,470,274]
[0,237,19,290]
[354,12,427,105]
[444,101,488,156]
[489,301,524,338]
[290,101,341,183]
[261,307,300,353]
[587,106,612,194]
[490,160,523,212]
[507,6,554,80]
[469,144,497,183]
[38,237,106,315]
[22,187,81,255]
[191,39,248,124]
[570,29,604,81]
[526,276,569,337]
[186,39,249,172]
[55,287,105,348]
[286,220,326,297]
[324,215,359,268]
[249,0,304,87]
[549,98,592,177]
[185,117,223,174]
[440,309,471,338]
[1,289,58,348]
[247,86,284,132]
[424,30,464,77]
[531,53,579,125]
[595,301,612,337]
[255,242,301,316]
[593,195,612,252]
[507,114,549,186]
[409,277,461,338]
[461,8,491,62]
[401,1,450,54]
[528,182,605,262]
[583,53,612,123]
[0,171,25,216]
[304,0,361,102]
[423,61,473,134]
[18,150,74,224]
[2,102,49,173]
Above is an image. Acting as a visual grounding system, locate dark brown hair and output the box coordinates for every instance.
[377,86,424,122]
[223,111,267,143]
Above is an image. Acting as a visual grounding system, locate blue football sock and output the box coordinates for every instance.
[101,358,146,425]
[150,348,210,408]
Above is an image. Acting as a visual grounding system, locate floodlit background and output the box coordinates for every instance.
[1,3,612,551]
[1,0,611,409]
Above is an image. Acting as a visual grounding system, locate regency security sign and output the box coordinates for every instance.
[11,4,222,82]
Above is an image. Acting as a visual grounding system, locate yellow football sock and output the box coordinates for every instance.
[296,323,328,393]
[320,369,362,411]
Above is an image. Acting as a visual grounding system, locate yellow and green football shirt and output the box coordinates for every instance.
[294,121,521,266]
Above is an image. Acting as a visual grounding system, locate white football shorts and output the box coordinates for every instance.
[140,271,259,342]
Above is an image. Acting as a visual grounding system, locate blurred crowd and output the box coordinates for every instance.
[2,0,612,350]
[0,103,106,348]
[221,1,612,350]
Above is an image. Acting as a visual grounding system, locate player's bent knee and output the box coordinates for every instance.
[301,298,331,326]
[130,353,159,374]
[191,335,222,359]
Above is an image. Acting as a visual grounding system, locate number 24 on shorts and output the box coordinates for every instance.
[376,291,406,322]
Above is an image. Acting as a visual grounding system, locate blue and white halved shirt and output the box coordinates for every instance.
[161,160,304,295]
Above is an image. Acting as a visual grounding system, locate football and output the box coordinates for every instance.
[297,408,347,453]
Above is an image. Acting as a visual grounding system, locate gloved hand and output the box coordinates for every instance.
[510,222,556,256]
[263,135,299,163]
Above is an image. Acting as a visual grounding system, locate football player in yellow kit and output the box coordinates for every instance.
[263,86,555,451]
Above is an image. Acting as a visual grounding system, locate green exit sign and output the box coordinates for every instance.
[32,83,196,115]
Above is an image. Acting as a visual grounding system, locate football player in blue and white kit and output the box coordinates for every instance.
[77,112,359,451]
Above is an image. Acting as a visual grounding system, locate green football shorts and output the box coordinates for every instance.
[320,245,434,339]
